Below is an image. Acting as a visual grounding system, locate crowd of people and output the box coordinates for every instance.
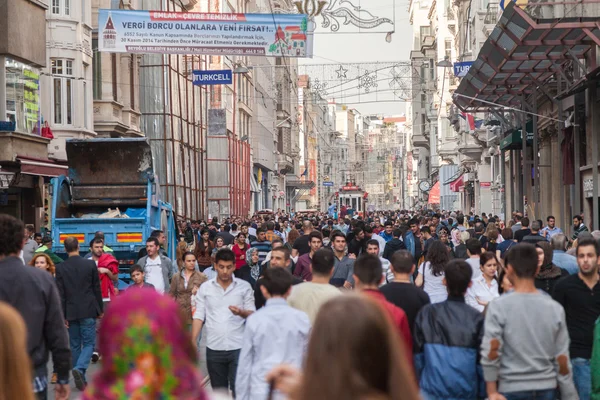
[1,207,600,399]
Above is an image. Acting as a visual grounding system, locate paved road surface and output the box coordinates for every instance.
[48,330,210,399]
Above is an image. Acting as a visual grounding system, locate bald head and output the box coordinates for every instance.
[303,220,313,232]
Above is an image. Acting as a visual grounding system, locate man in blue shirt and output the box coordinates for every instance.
[551,233,579,275]
[236,268,310,400]
[541,215,563,242]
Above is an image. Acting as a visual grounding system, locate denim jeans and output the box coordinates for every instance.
[572,357,591,400]
[68,318,96,380]
[35,390,47,400]
[502,389,556,400]
[206,348,241,397]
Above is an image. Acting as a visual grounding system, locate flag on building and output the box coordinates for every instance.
[301,168,308,176]
[459,112,484,131]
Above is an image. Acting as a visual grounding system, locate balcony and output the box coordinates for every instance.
[457,133,484,162]
[412,133,430,149]
[277,153,294,175]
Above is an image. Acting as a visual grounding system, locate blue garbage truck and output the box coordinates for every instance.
[50,138,177,288]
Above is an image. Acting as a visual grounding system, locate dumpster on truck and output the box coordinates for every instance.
[50,138,177,289]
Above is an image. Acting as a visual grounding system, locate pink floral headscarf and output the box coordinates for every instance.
[82,289,207,400]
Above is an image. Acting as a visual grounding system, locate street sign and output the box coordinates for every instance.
[323,181,334,187]
[192,70,233,86]
[453,61,473,78]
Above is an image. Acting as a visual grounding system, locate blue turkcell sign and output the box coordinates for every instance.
[192,70,233,86]
[323,181,334,187]
[453,62,473,78]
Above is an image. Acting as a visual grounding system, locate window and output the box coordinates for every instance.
[51,0,70,16]
[445,39,452,60]
[51,59,74,125]
[5,58,41,134]
[419,26,431,43]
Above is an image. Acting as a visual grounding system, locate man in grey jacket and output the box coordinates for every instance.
[0,215,71,400]
[136,237,174,293]
[481,243,578,400]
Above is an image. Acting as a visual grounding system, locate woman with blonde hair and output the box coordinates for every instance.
[0,301,34,400]
[266,294,420,400]
[29,253,56,276]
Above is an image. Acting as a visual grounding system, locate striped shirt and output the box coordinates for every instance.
[251,240,272,264]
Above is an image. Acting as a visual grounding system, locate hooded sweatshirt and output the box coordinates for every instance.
[383,238,407,261]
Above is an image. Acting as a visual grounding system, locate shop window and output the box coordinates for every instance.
[5,58,41,135]
[52,0,70,16]
[51,59,74,125]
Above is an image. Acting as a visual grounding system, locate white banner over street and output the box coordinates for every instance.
[98,10,313,57]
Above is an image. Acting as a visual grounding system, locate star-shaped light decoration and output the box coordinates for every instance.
[336,65,348,79]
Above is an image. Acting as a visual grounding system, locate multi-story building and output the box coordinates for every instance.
[44,0,96,163]
[408,0,460,210]
[0,0,61,228]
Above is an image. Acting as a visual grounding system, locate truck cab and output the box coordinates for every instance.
[50,138,177,289]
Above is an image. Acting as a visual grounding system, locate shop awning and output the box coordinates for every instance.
[450,175,465,192]
[453,2,600,112]
[500,121,533,150]
[428,181,440,204]
[17,156,68,177]
[250,173,260,193]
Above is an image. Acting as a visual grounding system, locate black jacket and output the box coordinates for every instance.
[0,256,71,382]
[56,255,103,321]
[383,238,407,261]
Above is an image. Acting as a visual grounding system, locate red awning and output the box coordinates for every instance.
[428,181,440,204]
[17,156,68,177]
[450,175,465,192]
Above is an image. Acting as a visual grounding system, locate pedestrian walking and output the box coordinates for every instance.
[294,231,323,281]
[481,243,578,400]
[535,242,569,296]
[22,223,38,265]
[553,237,600,400]
[414,259,485,400]
[266,294,420,400]
[353,253,413,365]
[330,231,355,288]
[82,289,208,400]
[29,253,56,276]
[380,250,430,332]
[0,301,35,400]
[127,264,155,290]
[288,248,341,324]
[551,233,579,275]
[250,228,272,264]
[192,248,256,397]
[236,268,311,400]
[573,215,590,241]
[169,252,208,329]
[55,237,103,391]
[0,215,71,400]
[466,252,500,312]
[136,237,175,294]
[195,229,214,271]
[415,240,450,303]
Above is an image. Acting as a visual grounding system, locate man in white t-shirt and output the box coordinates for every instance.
[465,238,482,281]
[136,237,173,294]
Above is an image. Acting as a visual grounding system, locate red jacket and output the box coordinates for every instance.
[97,253,119,299]
[363,289,413,366]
